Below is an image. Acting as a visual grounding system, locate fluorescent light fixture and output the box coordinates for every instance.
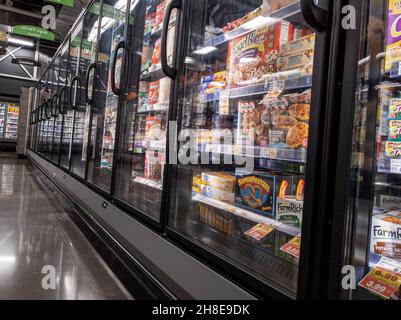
[0,256,16,263]
[8,37,34,47]
[193,46,217,55]
[241,16,278,31]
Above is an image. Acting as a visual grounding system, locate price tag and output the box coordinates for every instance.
[260,147,278,159]
[358,257,401,299]
[390,159,401,174]
[280,235,301,259]
[244,223,275,241]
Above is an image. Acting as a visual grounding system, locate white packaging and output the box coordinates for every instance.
[371,214,401,261]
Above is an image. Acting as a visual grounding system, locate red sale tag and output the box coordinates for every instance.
[358,257,401,299]
[244,223,274,241]
[280,235,301,259]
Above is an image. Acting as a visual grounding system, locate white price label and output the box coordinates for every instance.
[390,159,401,174]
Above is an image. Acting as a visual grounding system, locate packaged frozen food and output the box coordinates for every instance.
[201,71,227,84]
[280,34,316,56]
[145,115,162,141]
[148,81,160,106]
[288,104,311,121]
[226,23,294,88]
[389,120,401,141]
[159,77,171,104]
[276,197,303,228]
[201,172,235,193]
[144,13,156,36]
[238,101,269,146]
[198,203,233,235]
[235,171,288,218]
[385,141,401,158]
[141,45,153,71]
[371,214,401,261]
[222,6,263,33]
[151,38,161,67]
[200,184,235,204]
[277,50,314,71]
[144,150,165,180]
[286,122,309,149]
[389,98,401,119]
[153,0,167,33]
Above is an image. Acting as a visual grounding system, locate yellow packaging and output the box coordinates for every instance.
[201,172,235,193]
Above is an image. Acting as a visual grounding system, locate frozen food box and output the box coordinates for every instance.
[388,98,401,119]
[371,214,401,261]
[226,22,294,88]
[201,172,235,193]
[388,120,401,141]
[200,184,235,205]
[280,34,316,57]
[276,197,303,229]
[235,171,301,218]
[277,50,314,71]
[197,202,233,236]
[385,141,401,158]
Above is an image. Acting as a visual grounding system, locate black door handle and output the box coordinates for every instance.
[46,99,52,119]
[58,87,67,115]
[70,76,81,110]
[40,104,46,122]
[300,0,329,31]
[51,94,59,117]
[161,0,182,78]
[111,40,125,96]
[85,63,96,105]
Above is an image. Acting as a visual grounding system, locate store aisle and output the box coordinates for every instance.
[0,152,132,300]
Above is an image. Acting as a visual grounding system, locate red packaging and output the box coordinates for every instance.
[148,81,160,106]
[226,22,294,88]
[152,39,161,67]
[154,0,167,33]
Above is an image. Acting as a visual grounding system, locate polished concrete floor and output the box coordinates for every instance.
[0,152,132,300]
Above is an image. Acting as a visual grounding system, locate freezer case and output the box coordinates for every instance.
[334,0,401,301]
[167,0,326,298]
[86,0,127,194]
[114,0,177,223]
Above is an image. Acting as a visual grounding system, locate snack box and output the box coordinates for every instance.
[388,98,401,119]
[385,141,401,158]
[370,214,401,261]
[235,170,302,218]
[200,184,235,205]
[276,197,303,229]
[280,34,316,57]
[389,120,401,141]
[198,202,233,236]
[277,50,314,71]
[201,172,235,193]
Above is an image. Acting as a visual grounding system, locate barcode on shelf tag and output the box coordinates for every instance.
[390,159,401,174]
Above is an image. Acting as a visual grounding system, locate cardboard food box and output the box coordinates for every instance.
[235,171,301,218]
[280,34,316,57]
[200,184,235,205]
[389,120,401,141]
[388,98,401,119]
[201,172,235,193]
[371,214,401,261]
[276,197,303,229]
[198,203,233,236]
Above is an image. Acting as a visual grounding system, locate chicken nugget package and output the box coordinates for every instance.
[226,22,294,88]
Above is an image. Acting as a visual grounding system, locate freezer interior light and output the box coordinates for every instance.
[8,37,34,47]
[193,46,217,55]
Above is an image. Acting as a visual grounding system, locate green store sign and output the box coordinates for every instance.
[46,0,74,7]
[12,25,55,41]
[90,3,126,21]
[71,37,92,50]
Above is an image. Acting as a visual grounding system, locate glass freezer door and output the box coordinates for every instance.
[168,0,321,298]
[70,4,101,179]
[87,0,127,193]
[51,52,63,163]
[337,0,401,301]
[114,0,177,222]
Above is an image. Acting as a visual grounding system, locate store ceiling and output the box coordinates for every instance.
[0,0,90,52]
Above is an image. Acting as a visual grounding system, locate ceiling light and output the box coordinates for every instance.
[8,37,34,47]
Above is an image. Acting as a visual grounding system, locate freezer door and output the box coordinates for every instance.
[86,0,128,193]
[113,0,178,223]
[70,5,101,180]
[167,0,330,298]
[51,52,63,164]
[332,0,401,301]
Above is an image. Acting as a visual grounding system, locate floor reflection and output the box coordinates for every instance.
[0,153,131,300]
